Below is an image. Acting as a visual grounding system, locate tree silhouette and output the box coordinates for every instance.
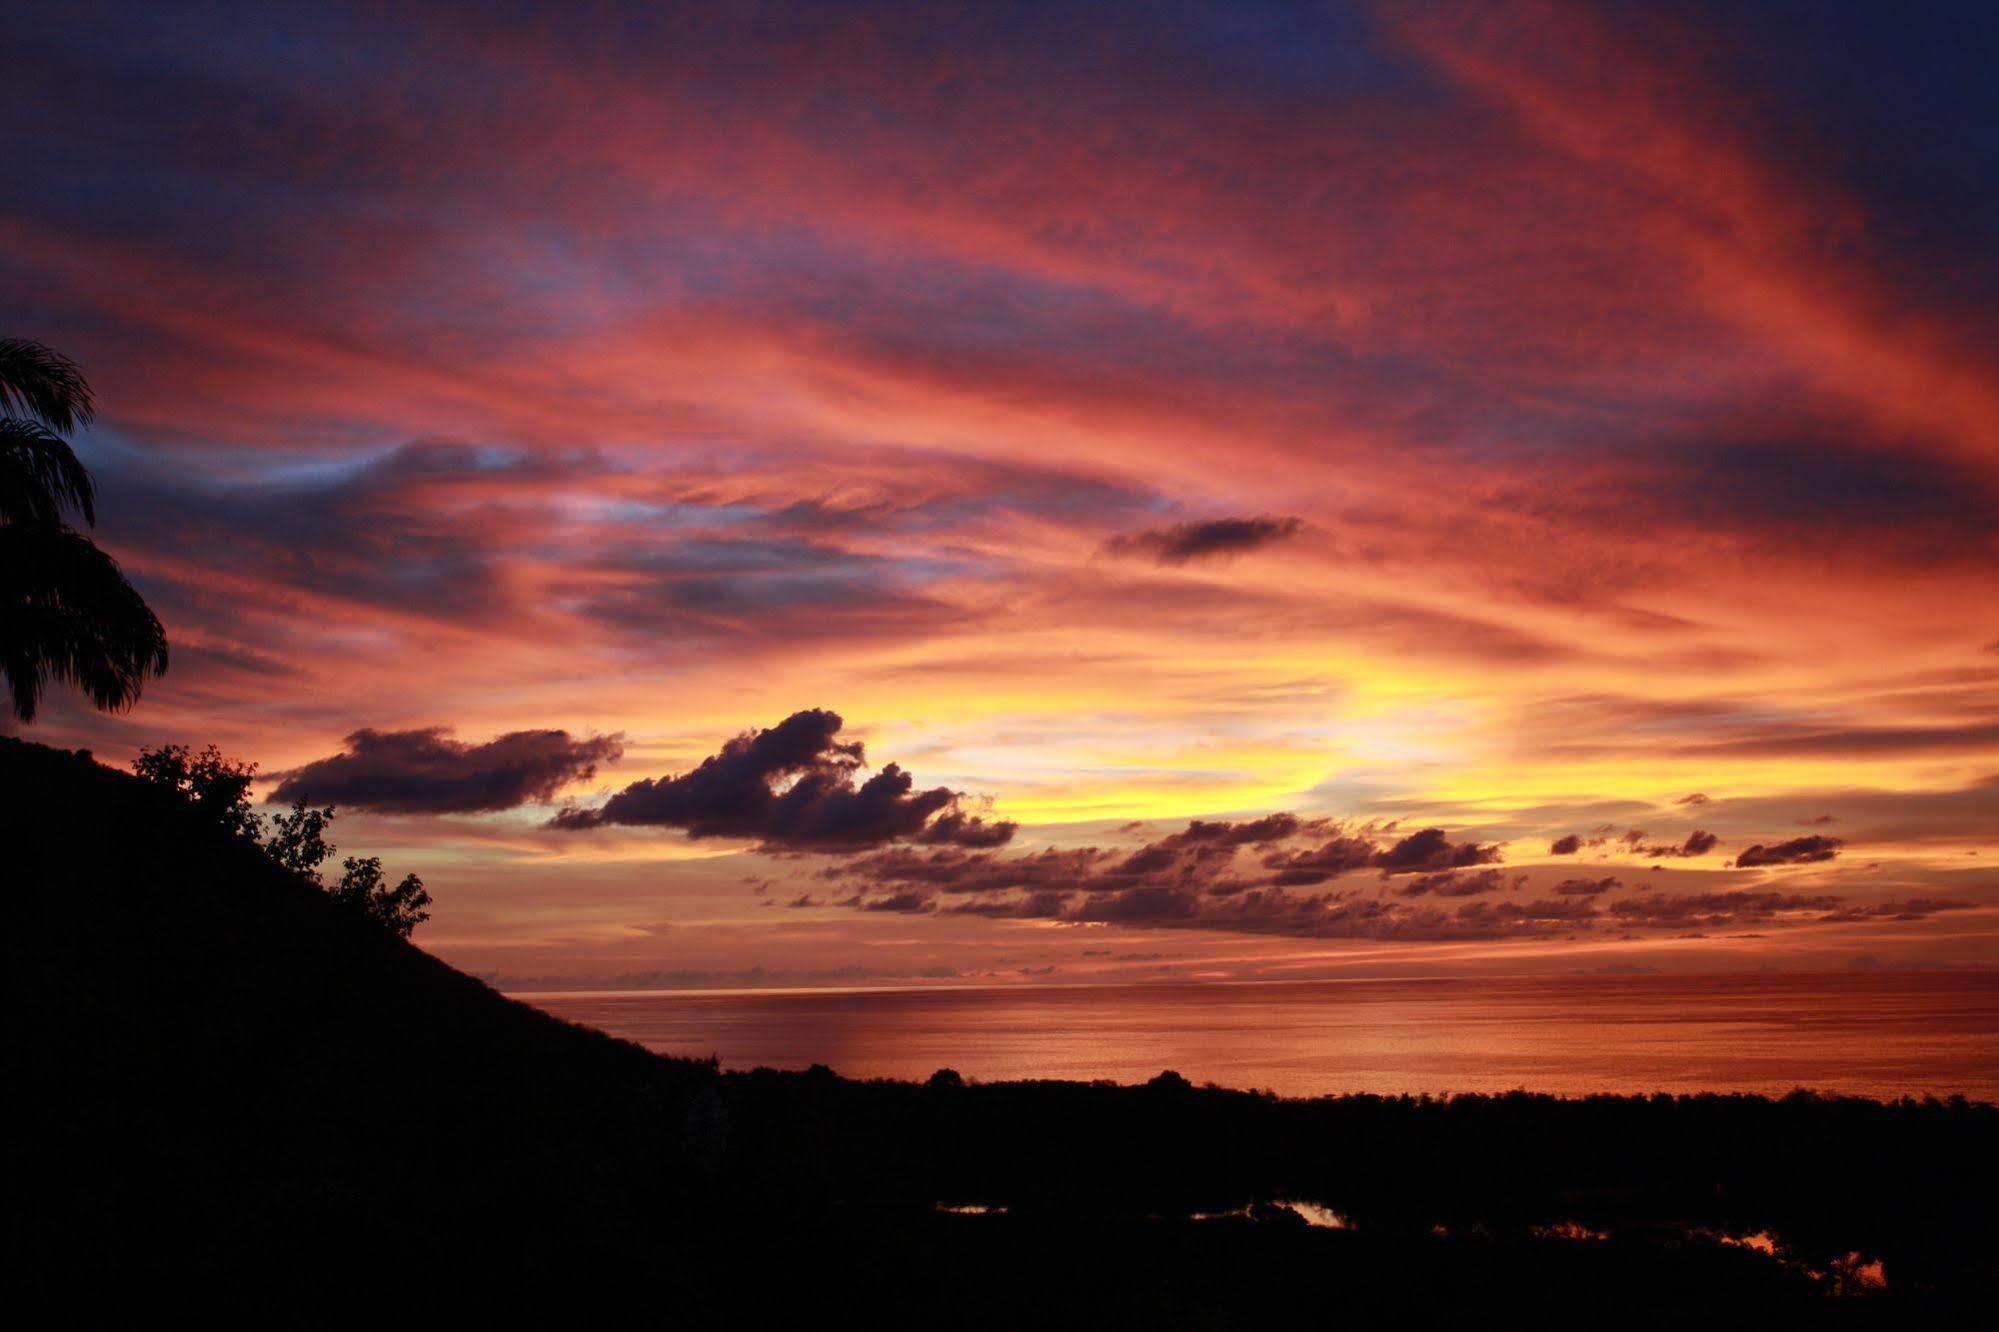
[328,853,433,940]
[133,743,264,841]
[267,795,334,874]
[1,337,167,721]
[137,745,434,938]
[270,797,432,939]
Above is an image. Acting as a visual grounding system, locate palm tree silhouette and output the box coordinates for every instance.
[1,338,167,722]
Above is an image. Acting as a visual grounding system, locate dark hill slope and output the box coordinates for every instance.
[2,738,716,1322]
[5,738,1993,1328]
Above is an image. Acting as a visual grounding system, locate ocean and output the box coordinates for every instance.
[518,968,1998,1101]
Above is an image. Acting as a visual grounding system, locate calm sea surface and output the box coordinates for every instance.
[518,970,1999,1101]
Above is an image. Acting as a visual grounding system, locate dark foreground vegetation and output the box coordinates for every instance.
[5,737,1993,1328]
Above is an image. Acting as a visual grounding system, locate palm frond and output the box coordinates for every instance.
[0,417,97,526]
[0,523,168,722]
[0,338,96,434]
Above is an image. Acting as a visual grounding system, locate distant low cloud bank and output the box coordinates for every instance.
[273,727,623,813]
[817,816,1523,939]
[804,811,1948,943]
[552,708,1015,851]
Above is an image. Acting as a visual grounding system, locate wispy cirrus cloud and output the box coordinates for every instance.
[7,0,1996,977]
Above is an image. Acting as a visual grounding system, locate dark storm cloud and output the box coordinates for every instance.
[1397,868,1520,898]
[1551,877,1622,896]
[1607,891,1844,926]
[1101,515,1303,565]
[1071,885,1203,923]
[912,809,1019,848]
[1736,835,1844,867]
[1155,813,1320,847]
[1455,897,1600,926]
[271,726,624,813]
[1641,830,1718,859]
[1817,898,1975,922]
[551,709,1014,851]
[1369,827,1503,875]
[1257,833,1381,886]
[1543,824,1719,856]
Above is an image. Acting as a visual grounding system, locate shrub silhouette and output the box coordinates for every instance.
[133,742,262,841]
[325,850,432,939]
[267,795,430,936]
[4,736,718,1324]
[137,742,432,937]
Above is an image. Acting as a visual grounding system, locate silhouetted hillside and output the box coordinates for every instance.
[4,738,1992,1327]
[2,738,718,1323]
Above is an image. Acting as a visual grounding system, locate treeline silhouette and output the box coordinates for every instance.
[133,741,432,937]
[4,737,1992,1327]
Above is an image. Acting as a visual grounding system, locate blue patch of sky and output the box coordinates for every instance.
[13,2,422,99]
[594,499,767,529]
[616,536,980,588]
[1143,0,1429,97]
[75,431,395,492]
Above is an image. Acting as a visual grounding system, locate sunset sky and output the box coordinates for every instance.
[7,0,1996,987]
